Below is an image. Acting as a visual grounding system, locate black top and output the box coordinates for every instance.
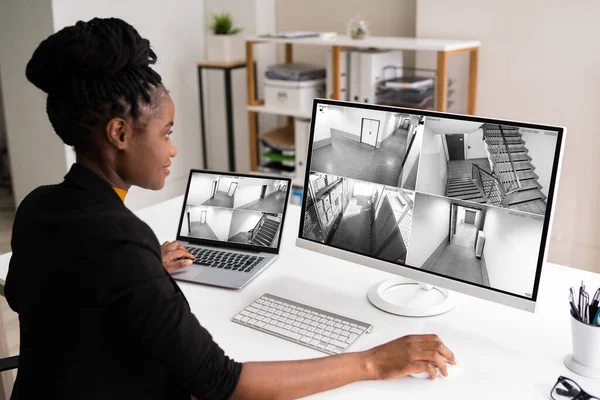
[5,164,242,399]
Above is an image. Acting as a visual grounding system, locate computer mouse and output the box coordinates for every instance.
[409,361,459,379]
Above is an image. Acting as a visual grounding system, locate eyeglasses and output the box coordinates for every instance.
[551,376,599,400]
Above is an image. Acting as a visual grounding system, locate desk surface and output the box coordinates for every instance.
[1,196,599,399]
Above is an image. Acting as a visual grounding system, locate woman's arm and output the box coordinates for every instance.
[231,334,455,400]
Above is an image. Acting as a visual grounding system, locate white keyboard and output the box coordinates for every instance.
[232,293,372,355]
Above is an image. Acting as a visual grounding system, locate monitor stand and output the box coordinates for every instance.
[367,278,455,317]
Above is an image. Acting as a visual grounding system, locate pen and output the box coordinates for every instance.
[578,282,585,313]
[590,288,600,322]
[569,289,580,321]
[569,299,579,319]
[579,292,589,324]
[594,308,600,326]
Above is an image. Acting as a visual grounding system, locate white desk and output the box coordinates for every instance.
[1,196,599,399]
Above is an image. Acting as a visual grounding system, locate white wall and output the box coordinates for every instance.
[217,177,238,194]
[264,181,278,197]
[276,0,416,67]
[341,107,394,140]
[466,128,487,160]
[415,125,447,196]
[187,174,216,205]
[353,181,376,198]
[0,0,68,206]
[50,0,205,211]
[416,0,600,272]
[399,123,423,187]
[316,106,395,142]
[228,210,262,238]
[189,205,208,221]
[313,107,333,143]
[207,207,233,240]
[519,129,557,199]
[188,206,232,241]
[180,205,192,236]
[233,178,277,208]
[457,206,465,224]
[482,207,543,297]
[376,113,398,146]
[204,0,278,174]
[406,193,450,268]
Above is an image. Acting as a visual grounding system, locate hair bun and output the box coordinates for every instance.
[26,17,157,94]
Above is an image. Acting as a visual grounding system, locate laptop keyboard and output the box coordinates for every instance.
[232,293,372,355]
[185,247,264,273]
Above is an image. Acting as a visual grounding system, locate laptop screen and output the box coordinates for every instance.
[177,170,291,251]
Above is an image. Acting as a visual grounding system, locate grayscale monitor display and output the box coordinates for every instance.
[298,100,564,308]
[178,171,290,249]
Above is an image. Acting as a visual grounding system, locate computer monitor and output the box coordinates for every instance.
[296,99,565,316]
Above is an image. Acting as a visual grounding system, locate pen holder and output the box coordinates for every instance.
[565,313,600,378]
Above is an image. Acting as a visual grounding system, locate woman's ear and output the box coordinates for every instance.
[106,117,132,150]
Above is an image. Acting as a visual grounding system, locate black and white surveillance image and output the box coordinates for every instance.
[310,104,423,189]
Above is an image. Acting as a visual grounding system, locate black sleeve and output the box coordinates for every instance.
[92,239,242,399]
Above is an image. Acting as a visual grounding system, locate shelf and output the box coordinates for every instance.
[259,125,295,151]
[246,35,480,52]
[246,34,480,172]
[248,105,312,119]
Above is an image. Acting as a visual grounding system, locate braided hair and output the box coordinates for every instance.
[25,17,163,152]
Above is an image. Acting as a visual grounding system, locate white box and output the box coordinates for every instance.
[326,48,350,100]
[264,78,325,115]
[358,50,403,104]
[294,118,310,183]
[206,34,245,63]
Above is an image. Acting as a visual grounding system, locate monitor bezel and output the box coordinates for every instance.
[296,98,566,312]
[177,169,292,254]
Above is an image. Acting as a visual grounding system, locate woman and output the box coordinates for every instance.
[5,17,455,399]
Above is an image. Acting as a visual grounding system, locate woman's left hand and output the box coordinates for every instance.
[161,241,195,273]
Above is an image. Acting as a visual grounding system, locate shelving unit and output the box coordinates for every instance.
[245,34,481,185]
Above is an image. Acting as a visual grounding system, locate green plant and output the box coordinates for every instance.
[351,27,366,36]
[209,12,242,35]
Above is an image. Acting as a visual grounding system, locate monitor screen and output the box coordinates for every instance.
[178,171,290,250]
[299,100,563,305]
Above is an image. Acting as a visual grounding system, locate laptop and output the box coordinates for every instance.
[171,169,292,289]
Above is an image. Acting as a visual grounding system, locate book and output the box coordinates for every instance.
[383,76,434,90]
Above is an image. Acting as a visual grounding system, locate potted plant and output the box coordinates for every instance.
[347,16,369,40]
[206,12,244,62]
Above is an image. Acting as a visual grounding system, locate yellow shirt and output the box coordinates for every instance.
[112,187,128,202]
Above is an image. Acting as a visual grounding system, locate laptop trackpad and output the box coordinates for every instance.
[171,265,207,280]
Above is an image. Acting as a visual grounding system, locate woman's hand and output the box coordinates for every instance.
[161,241,195,273]
[364,334,456,380]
